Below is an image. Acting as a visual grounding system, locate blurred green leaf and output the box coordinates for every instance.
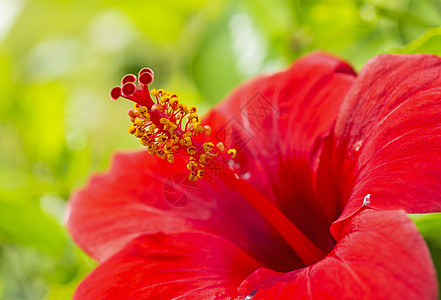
[411,213,441,294]
[0,198,66,256]
[391,27,441,55]
[412,213,441,240]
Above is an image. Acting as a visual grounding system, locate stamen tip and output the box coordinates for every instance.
[122,82,136,97]
[122,74,137,84]
[110,86,122,100]
[139,72,153,85]
[139,68,154,77]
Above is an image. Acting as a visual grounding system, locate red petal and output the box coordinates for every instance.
[73,231,259,300]
[239,209,438,299]
[204,52,356,251]
[331,54,441,231]
[67,152,302,270]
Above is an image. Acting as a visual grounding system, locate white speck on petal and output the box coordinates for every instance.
[241,172,251,180]
[363,194,371,206]
[228,159,235,170]
[355,140,363,152]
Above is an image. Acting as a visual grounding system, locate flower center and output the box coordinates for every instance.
[110,68,236,181]
[218,169,326,265]
[111,68,326,265]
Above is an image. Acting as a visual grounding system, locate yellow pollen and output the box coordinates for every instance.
[182,137,192,146]
[188,105,197,114]
[128,124,137,134]
[170,98,178,107]
[169,135,178,144]
[197,169,205,178]
[164,142,173,152]
[149,124,156,134]
[141,138,153,146]
[187,146,197,155]
[134,118,143,126]
[135,128,144,138]
[158,135,168,144]
[147,144,157,155]
[203,142,214,152]
[228,149,237,158]
[156,149,166,159]
[194,123,204,133]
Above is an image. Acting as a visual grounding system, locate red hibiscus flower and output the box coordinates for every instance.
[66,53,440,299]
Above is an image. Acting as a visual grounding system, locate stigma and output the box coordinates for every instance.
[110,68,235,181]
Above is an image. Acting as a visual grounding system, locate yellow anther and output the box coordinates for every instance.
[191,115,200,123]
[187,146,197,155]
[187,113,200,124]
[188,105,197,114]
[167,123,177,134]
[194,123,204,133]
[141,138,153,146]
[147,144,157,155]
[169,135,178,144]
[158,135,168,144]
[228,149,237,158]
[138,107,150,120]
[197,169,205,178]
[216,142,225,152]
[164,142,173,152]
[187,158,197,171]
[199,154,206,163]
[150,88,158,97]
[156,149,166,159]
[160,118,169,125]
[143,132,153,138]
[203,142,214,152]
[134,118,144,126]
[149,124,156,134]
[170,97,178,107]
[161,95,170,104]
[178,103,187,112]
[135,128,144,138]
[182,137,192,146]
[167,153,174,163]
[128,124,137,135]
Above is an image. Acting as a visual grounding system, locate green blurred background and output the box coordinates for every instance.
[1,0,441,298]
